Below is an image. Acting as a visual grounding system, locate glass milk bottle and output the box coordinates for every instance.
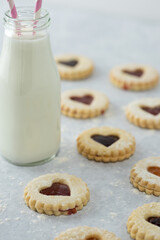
[0,8,60,166]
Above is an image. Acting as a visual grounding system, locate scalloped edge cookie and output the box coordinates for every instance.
[54,226,121,240]
[126,98,160,129]
[130,157,160,196]
[55,55,94,80]
[127,202,160,240]
[110,64,159,91]
[24,173,90,216]
[77,126,136,162]
[61,89,109,119]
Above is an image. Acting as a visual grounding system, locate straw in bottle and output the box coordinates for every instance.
[34,0,42,19]
[6,0,21,35]
[7,0,18,18]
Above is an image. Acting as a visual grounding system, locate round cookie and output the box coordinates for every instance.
[77,126,136,162]
[55,226,121,240]
[24,173,90,216]
[110,64,159,91]
[61,89,109,119]
[55,55,94,80]
[127,202,160,240]
[130,157,160,196]
[126,98,160,129]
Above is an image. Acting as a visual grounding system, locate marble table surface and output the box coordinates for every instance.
[0,3,160,240]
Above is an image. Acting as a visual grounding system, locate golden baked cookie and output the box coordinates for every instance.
[110,64,158,91]
[77,127,136,162]
[127,202,160,240]
[126,98,160,129]
[24,173,90,216]
[54,226,121,240]
[55,55,94,80]
[130,157,160,196]
[61,89,109,119]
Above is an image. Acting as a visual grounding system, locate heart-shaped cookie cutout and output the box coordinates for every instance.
[123,68,143,77]
[141,106,160,116]
[148,166,160,177]
[70,95,94,105]
[91,135,119,147]
[58,59,78,67]
[40,182,71,196]
[148,217,160,227]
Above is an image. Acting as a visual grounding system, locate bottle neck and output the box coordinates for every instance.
[4,7,50,39]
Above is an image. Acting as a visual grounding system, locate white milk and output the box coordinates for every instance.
[0,32,60,165]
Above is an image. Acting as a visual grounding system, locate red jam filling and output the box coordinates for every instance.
[91,135,119,147]
[70,95,94,105]
[123,83,129,90]
[40,183,77,215]
[58,59,78,67]
[148,217,160,227]
[122,68,143,77]
[40,182,70,196]
[101,110,105,115]
[60,207,77,215]
[87,238,99,240]
[141,106,160,116]
[148,166,160,177]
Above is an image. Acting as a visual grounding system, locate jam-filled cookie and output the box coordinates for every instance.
[24,173,90,216]
[61,89,109,119]
[127,202,160,240]
[55,55,94,80]
[130,157,160,196]
[110,64,158,91]
[126,98,160,129]
[55,226,121,240]
[77,127,135,162]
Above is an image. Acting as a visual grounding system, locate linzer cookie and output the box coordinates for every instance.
[55,55,94,80]
[126,98,160,129]
[55,226,121,240]
[61,89,109,119]
[24,173,90,216]
[127,202,160,240]
[77,127,135,162]
[130,157,160,196]
[110,64,158,91]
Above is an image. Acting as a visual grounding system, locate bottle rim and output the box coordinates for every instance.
[4,7,51,32]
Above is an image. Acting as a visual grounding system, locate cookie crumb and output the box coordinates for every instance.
[131,189,139,195]
[110,212,117,218]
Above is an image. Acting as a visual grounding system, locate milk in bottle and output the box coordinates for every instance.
[0,8,60,165]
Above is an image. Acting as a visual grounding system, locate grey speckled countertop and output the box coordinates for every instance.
[0,4,160,240]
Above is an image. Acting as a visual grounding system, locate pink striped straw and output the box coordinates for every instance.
[7,0,18,19]
[7,0,22,35]
[34,0,42,19]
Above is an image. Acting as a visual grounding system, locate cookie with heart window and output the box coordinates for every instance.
[110,64,158,91]
[55,55,94,80]
[24,173,90,216]
[130,157,160,196]
[55,226,121,240]
[127,202,160,240]
[61,89,109,119]
[126,98,160,129]
[77,127,135,162]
